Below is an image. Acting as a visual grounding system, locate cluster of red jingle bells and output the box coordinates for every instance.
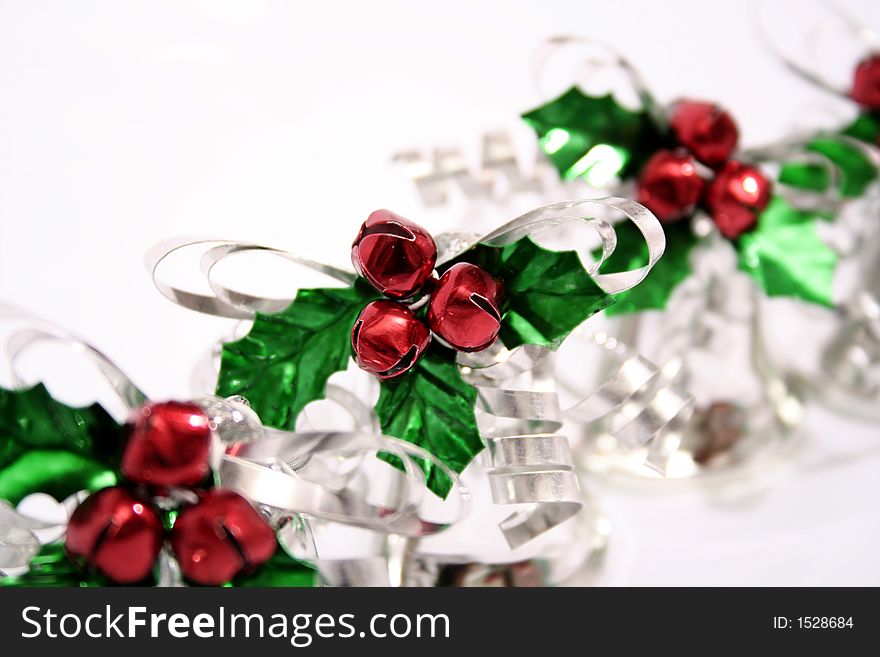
[638,53,880,238]
[635,100,771,239]
[65,401,276,585]
[350,210,505,380]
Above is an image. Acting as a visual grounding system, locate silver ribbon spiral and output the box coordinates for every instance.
[532,35,668,130]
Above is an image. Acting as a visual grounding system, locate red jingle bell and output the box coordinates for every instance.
[704,161,772,239]
[850,54,880,110]
[65,486,164,583]
[170,489,276,586]
[351,209,437,300]
[351,300,431,379]
[636,150,705,223]
[121,401,213,488]
[670,100,739,168]
[428,262,505,352]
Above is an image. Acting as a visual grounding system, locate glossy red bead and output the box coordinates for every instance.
[850,54,880,110]
[351,300,431,379]
[704,161,772,239]
[352,209,437,299]
[121,401,213,488]
[170,489,276,585]
[428,263,505,352]
[65,487,164,583]
[670,100,739,168]
[636,150,705,223]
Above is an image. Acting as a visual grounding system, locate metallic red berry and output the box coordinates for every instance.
[65,486,164,583]
[704,161,772,239]
[851,54,880,110]
[670,100,739,168]
[428,263,505,352]
[170,489,276,586]
[351,209,437,299]
[121,401,213,488]
[351,300,431,380]
[636,150,705,223]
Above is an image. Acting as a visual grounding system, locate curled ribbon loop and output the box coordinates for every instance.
[0,304,147,414]
[533,35,667,128]
[444,197,666,294]
[566,329,695,474]
[746,133,880,214]
[145,237,356,320]
[0,494,85,574]
[755,0,880,101]
[442,197,672,545]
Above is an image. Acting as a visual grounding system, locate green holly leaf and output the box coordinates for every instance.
[233,542,317,588]
[448,235,615,349]
[217,280,381,430]
[596,220,697,316]
[375,347,482,498]
[0,383,120,505]
[737,196,837,306]
[0,543,106,587]
[522,86,666,184]
[842,111,880,146]
[779,135,878,198]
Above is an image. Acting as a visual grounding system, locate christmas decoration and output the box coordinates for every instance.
[1,386,284,586]
[0,310,468,586]
[147,198,676,546]
[522,37,844,316]
[757,12,880,419]
[519,36,880,480]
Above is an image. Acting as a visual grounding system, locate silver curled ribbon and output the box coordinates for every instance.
[0,306,466,585]
[754,0,880,103]
[144,197,670,548]
[532,35,668,131]
[745,131,880,216]
[0,304,139,574]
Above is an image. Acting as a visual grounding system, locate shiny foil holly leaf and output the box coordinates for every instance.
[0,543,105,587]
[779,135,878,198]
[233,543,317,588]
[522,86,666,185]
[217,280,380,430]
[375,347,482,498]
[0,384,120,505]
[737,196,836,307]
[842,112,880,147]
[596,220,697,316]
[448,235,614,348]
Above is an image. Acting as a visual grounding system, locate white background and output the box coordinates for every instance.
[1,0,879,585]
